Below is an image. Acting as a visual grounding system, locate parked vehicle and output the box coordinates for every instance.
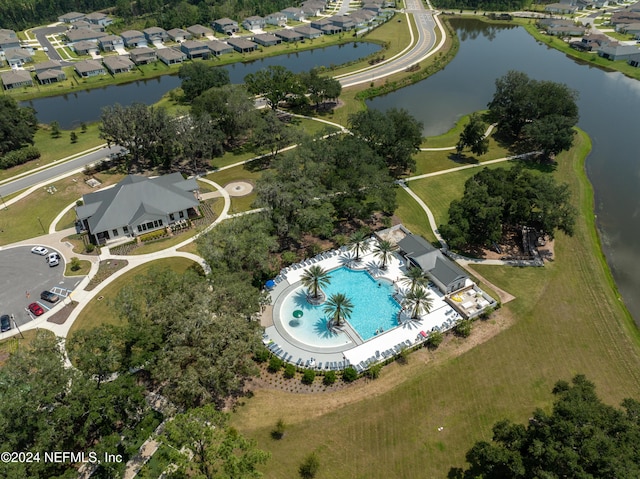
[46,253,60,267]
[40,291,60,303]
[28,303,44,316]
[31,246,48,255]
[0,315,10,332]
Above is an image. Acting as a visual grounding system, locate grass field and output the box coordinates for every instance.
[230,129,640,478]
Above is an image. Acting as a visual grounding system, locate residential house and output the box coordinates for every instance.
[206,40,233,56]
[352,9,376,23]
[73,40,99,55]
[544,3,579,13]
[180,40,210,59]
[546,24,586,36]
[274,29,304,42]
[311,18,342,34]
[4,48,33,67]
[265,12,287,27]
[143,27,168,43]
[129,46,157,65]
[294,25,323,39]
[34,60,66,84]
[598,43,640,60]
[301,3,323,18]
[58,12,85,23]
[120,30,146,48]
[329,15,356,30]
[212,18,239,35]
[620,22,640,39]
[226,37,258,52]
[0,29,21,52]
[570,33,611,51]
[281,7,305,21]
[102,55,135,74]
[610,11,640,30]
[99,34,124,52]
[242,16,266,31]
[74,59,106,77]
[65,27,106,43]
[157,47,186,65]
[187,24,213,38]
[167,28,192,43]
[628,52,640,67]
[76,173,200,244]
[362,3,382,14]
[84,12,113,27]
[253,33,281,46]
[1,69,33,90]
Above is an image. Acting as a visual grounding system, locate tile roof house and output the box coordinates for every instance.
[65,27,107,43]
[102,55,135,74]
[265,12,287,27]
[1,69,33,90]
[34,60,66,84]
[58,12,85,23]
[180,40,210,59]
[99,34,124,51]
[129,46,157,65]
[76,173,200,244]
[212,18,239,35]
[120,30,146,48]
[253,33,281,46]
[187,24,213,38]
[167,28,192,43]
[74,59,106,77]
[206,40,233,56]
[226,37,258,52]
[242,16,266,30]
[143,27,168,43]
[84,12,113,27]
[0,29,21,52]
[157,47,187,65]
[4,48,33,67]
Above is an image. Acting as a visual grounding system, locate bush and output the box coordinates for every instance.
[268,356,284,373]
[323,370,336,386]
[76,199,84,207]
[365,363,383,379]
[342,367,358,383]
[85,243,95,253]
[253,347,270,363]
[299,452,320,479]
[70,257,81,272]
[301,369,316,385]
[138,229,167,242]
[281,251,298,264]
[427,331,443,349]
[284,363,296,379]
[0,146,41,169]
[396,346,409,365]
[271,419,286,440]
[455,319,473,338]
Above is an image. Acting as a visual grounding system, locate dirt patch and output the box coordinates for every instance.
[225,181,254,197]
[86,259,129,291]
[47,301,79,324]
[477,230,555,263]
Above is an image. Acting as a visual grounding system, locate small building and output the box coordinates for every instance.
[75,173,200,245]
[180,40,210,59]
[65,27,106,43]
[226,37,258,52]
[294,25,323,39]
[58,11,85,23]
[206,40,234,56]
[274,29,304,42]
[99,34,124,51]
[73,40,99,55]
[0,29,20,52]
[120,30,146,48]
[157,47,187,65]
[281,7,305,21]
[75,59,106,77]
[4,48,33,67]
[265,12,287,27]
[598,43,640,60]
[102,55,135,74]
[253,33,281,46]
[34,60,66,84]
[143,27,168,43]
[187,24,213,38]
[129,46,157,65]
[1,69,33,90]
[167,28,192,43]
[84,12,113,27]
[242,16,266,31]
[212,18,239,35]
[628,52,640,67]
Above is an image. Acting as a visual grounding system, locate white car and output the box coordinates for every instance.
[46,252,60,267]
[31,246,49,256]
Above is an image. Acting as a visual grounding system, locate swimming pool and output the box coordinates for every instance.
[279,267,401,345]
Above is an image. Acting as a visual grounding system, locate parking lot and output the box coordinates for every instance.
[0,245,79,331]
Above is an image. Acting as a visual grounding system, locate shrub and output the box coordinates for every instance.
[268,356,284,373]
[299,452,320,479]
[76,199,84,207]
[396,346,409,365]
[85,243,95,253]
[455,319,473,338]
[323,370,336,386]
[0,146,41,169]
[253,347,270,363]
[70,132,78,144]
[271,419,286,440]
[301,369,316,385]
[70,257,81,272]
[281,251,298,265]
[284,363,296,379]
[365,363,383,379]
[342,367,358,383]
[427,331,443,349]
[139,230,167,243]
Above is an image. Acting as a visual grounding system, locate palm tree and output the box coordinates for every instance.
[348,230,370,261]
[373,239,394,270]
[323,293,354,328]
[402,287,433,319]
[300,265,331,301]
[400,266,429,294]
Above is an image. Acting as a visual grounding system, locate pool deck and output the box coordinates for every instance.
[264,243,466,373]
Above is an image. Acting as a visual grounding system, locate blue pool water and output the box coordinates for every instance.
[280,267,401,343]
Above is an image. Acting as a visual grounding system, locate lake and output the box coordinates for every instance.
[369,19,640,322]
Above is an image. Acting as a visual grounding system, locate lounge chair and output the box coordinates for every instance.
[317,362,323,370]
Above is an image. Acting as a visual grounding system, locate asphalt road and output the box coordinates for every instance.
[31,25,67,62]
[0,246,75,330]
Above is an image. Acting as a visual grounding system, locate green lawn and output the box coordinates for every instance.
[129,230,200,255]
[65,259,91,276]
[68,257,198,336]
[394,187,437,244]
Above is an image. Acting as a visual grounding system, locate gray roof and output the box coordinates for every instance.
[59,11,85,21]
[157,47,186,61]
[275,29,303,40]
[214,17,237,26]
[102,55,134,71]
[187,24,213,35]
[1,69,32,86]
[227,37,258,49]
[167,28,190,38]
[143,26,167,35]
[77,174,199,233]
[253,33,280,43]
[120,30,144,40]
[206,40,233,53]
[73,40,99,51]
[99,34,123,45]
[431,256,467,286]
[75,59,105,74]
[4,48,32,61]
[66,28,106,42]
[34,60,63,73]
[181,40,208,50]
[397,234,467,287]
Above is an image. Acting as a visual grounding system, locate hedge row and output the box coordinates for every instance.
[0,146,40,169]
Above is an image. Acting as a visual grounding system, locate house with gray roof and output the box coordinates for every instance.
[102,55,134,74]
[75,59,106,77]
[34,60,66,84]
[65,27,106,43]
[99,34,124,51]
[76,173,200,244]
[329,15,356,30]
[58,11,85,23]
[227,37,258,52]
[620,22,640,39]
[598,43,640,60]
[311,18,342,34]
[129,46,157,65]
[544,2,579,13]
[206,40,233,56]
[274,29,304,42]
[143,27,168,43]
[282,7,305,21]
[265,12,287,27]
[253,33,281,47]
[628,52,640,67]
[157,47,187,65]
[1,69,33,90]
[0,29,20,52]
[84,12,113,27]
[212,18,239,35]
[73,40,99,55]
[295,25,323,39]
[187,24,213,38]
[4,48,33,67]
[167,28,192,43]
[180,40,210,59]
[242,16,266,31]
[120,30,146,48]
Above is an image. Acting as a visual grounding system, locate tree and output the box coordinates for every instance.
[400,266,429,294]
[300,265,331,300]
[458,375,640,478]
[300,68,342,109]
[426,330,443,349]
[66,324,123,388]
[373,239,394,269]
[299,452,320,479]
[244,65,304,109]
[323,293,354,328]
[0,97,37,156]
[348,230,371,261]
[252,109,300,159]
[50,121,61,138]
[178,62,230,102]
[173,113,225,173]
[402,287,433,319]
[160,404,270,479]
[456,113,489,156]
[70,131,78,144]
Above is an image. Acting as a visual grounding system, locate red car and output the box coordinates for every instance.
[28,302,44,316]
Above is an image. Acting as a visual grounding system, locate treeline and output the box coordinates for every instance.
[0,0,114,30]
[433,0,528,12]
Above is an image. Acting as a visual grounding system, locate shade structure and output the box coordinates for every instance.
[265,279,276,289]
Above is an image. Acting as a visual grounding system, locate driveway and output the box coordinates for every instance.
[32,25,67,62]
[0,245,75,331]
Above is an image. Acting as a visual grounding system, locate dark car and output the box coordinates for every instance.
[0,315,10,332]
[28,303,44,316]
[40,291,60,303]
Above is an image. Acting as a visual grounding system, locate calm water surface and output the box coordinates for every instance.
[25,42,381,128]
[369,19,640,322]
